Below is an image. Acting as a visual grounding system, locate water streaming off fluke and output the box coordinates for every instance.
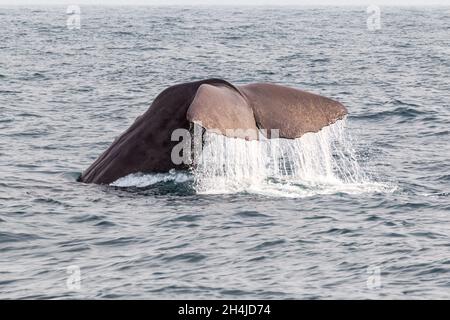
[192,119,392,196]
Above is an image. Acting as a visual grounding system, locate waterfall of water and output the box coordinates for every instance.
[192,119,372,195]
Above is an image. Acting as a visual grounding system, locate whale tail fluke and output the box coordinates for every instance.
[80,79,348,184]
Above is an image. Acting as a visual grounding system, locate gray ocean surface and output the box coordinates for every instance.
[0,6,449,299]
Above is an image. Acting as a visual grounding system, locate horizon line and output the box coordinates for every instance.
[1,4,449,6]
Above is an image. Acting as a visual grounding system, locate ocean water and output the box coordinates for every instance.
[0,6,449,299]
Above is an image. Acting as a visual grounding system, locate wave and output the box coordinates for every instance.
[352,106,427,121]
[110,170,192,188]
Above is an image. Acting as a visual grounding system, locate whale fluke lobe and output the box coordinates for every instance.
[240,83,347,139]
[187,83,259,140]
[79,79,347,184]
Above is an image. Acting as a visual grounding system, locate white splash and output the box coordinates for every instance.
[192,119,394,197]
[111,170,192,188]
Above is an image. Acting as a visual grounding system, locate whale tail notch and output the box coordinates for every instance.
[187,82,347,140]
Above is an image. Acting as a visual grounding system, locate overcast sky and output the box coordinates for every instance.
[0,0,448,6]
